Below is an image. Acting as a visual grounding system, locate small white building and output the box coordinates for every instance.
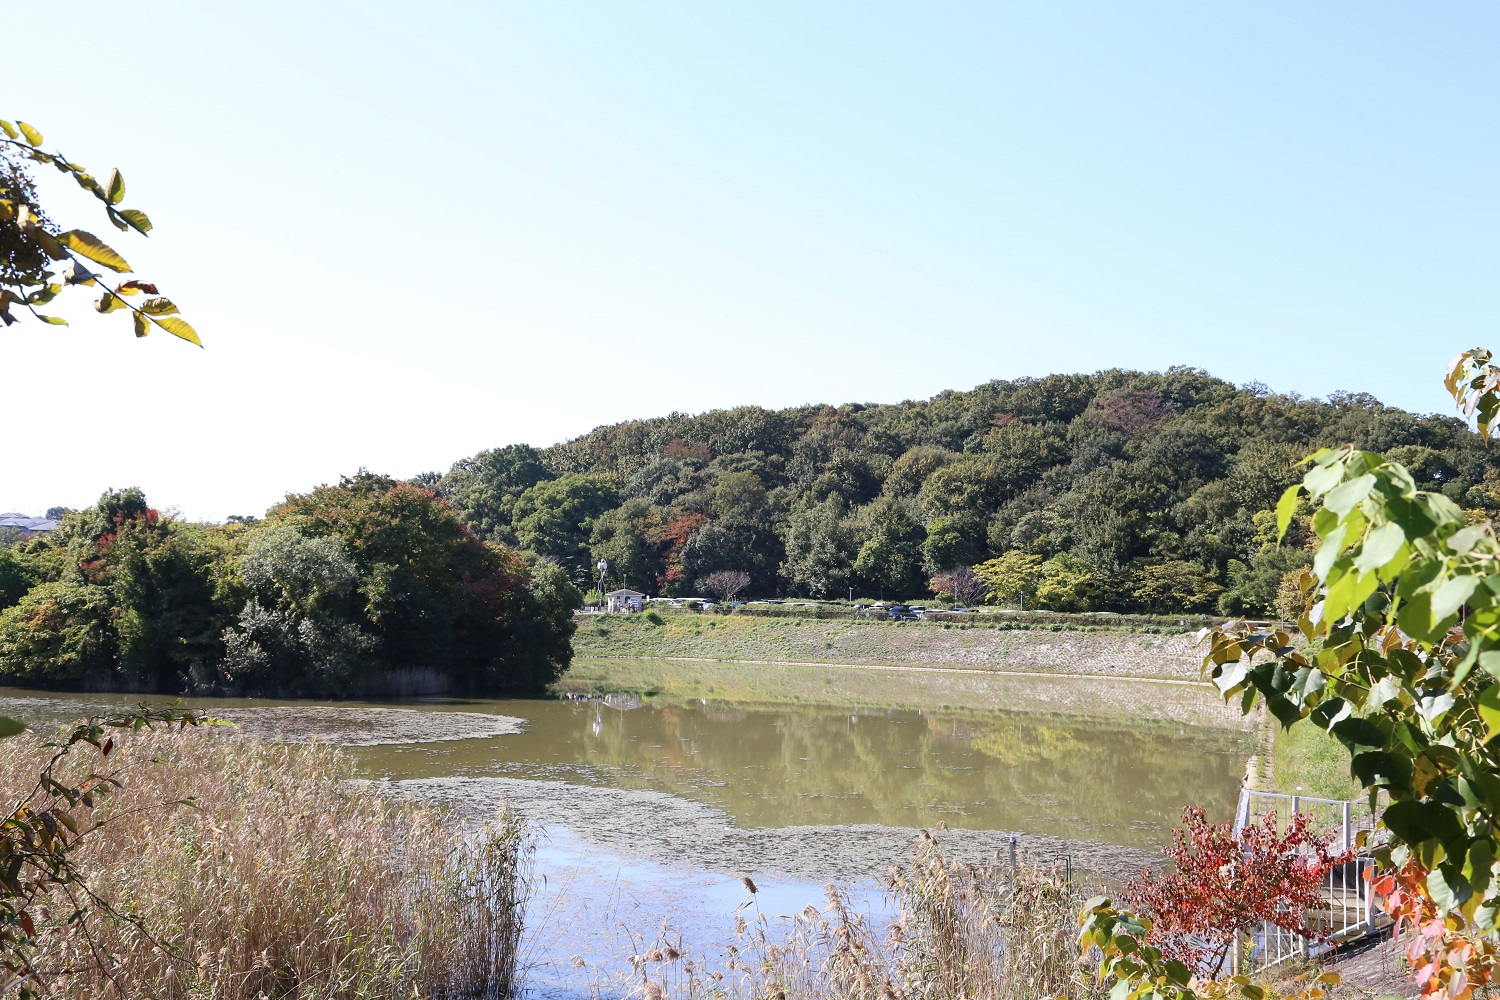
[606,589,646,613]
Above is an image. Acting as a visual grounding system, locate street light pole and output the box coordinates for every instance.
[597,558,609,612]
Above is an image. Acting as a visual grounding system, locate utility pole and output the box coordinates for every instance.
[597,558,609,612]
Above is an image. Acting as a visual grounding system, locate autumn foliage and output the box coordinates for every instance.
[1374,861,1500,1000]
[1123,806,1354,976]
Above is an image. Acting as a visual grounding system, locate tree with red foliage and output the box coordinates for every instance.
[656,511,709,593]
[929,564,985,605]
[1123,806,1354,976]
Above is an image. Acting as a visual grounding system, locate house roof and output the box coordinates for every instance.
[606,589,645,597]
[0,514,59,533]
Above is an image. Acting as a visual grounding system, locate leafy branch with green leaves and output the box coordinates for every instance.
[0,118,200,345]
[1086,348,1500,1000]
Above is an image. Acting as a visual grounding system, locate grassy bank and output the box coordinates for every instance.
[573,612,1208,680]
[558,656,1254,730]
[3,728,528,999]
[1268,719,1360,799]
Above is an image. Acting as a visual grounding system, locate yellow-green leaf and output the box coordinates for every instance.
[132,311,149,338]
[106,168,125,205]
[17,121,42,146]
[1276,484,1301,542]
[37,314,67,325]
[30,229,67,261]
[95,292,125,313]
[57,230,132,272]
[118,209,152,234]
[0,121,16,141]
[152,315,201,347]
[139,296,178,316]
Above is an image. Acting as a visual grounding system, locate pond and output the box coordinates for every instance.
[0,658,1253,997]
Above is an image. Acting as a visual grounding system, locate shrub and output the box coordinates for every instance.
[1122,806,1353,976]
[0,581,117,685]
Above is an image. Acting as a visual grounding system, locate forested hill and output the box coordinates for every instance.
[436,367,1499,615]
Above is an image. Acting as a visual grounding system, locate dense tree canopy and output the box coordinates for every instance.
[437,368,1500,613]
[0,479,577,695]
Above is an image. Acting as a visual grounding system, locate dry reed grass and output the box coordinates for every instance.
[1,727,529,999]
[599,830,1102,1000]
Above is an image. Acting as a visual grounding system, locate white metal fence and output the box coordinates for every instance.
[1229,789,1386,974]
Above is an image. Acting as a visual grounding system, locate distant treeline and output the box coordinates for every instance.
[430,368,1500,615]
[0,474,577,696]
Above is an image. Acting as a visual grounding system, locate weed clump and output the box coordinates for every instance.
[600,831,1097,999]
[2,728,530,999]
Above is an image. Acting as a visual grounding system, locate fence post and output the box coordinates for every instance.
[1364,861,1377,929]
[1009,835,1018,869]
[1342,800,1352,853]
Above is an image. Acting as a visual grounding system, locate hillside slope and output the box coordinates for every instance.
[438,368,1497,614]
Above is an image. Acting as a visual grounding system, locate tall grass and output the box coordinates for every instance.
[1,728,529,999]
[602,831,1101,1000]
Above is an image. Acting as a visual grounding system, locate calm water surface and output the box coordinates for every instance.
[0,664,1250,997]
[0,680,1245,846]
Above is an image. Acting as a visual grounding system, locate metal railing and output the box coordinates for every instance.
[1229,789,1386,974]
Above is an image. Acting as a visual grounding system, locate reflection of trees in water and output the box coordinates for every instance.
[569,702,1245,846]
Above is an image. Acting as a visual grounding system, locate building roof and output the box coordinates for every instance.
[0,514,59,533]
[606,589,645,597]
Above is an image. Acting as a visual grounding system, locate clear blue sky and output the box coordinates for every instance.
[5,2,1497,519]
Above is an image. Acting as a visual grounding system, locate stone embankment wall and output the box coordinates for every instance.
[574,613,1207,681]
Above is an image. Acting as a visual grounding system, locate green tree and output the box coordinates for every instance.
[1217,546,1310,617]
[0,549,38,611]
[920,514,984,576]
[511,474,616,582]
[1,118,199,342]
[853,495,928,596]
[94,512,233,689]
[781,495,857,598]
[713,470,768,516]
[275,471,571,691]
[217,523,373,695]
[0,581,116,685]
[882,445,955,497]
[973,551,1044,608]
[1130,560,1222,613]
[588,498,664,591]
[679,518,782,596]
[1034,554,1099,612]
[440,443,553,542]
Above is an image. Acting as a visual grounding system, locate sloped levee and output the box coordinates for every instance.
[574,613,1208,680]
